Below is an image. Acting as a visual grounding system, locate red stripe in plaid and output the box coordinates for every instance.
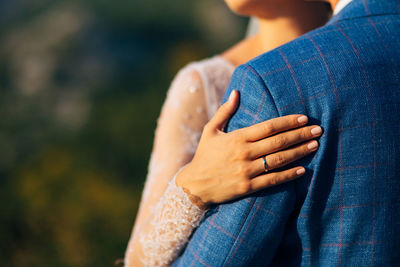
[363,0,371,15]
[189,213,217,267]
[238,67,249,94]
[307,36,340,110]
[338,125,344,267]
[259,23,400,80]
[188,247,213,267]
[337,163,375,171]
[209,220,235,239]
[278,48,307,112]
[237,67,259,122]
[367,17,400,84]
[300,200,392,218]
[310,19,399,38]
[261,56,320,79]
[336,23,377,267]
[307,33,343,267]
[304,241,381,251]
[251,90,266,124]
[258,206,280,218]
[225,197,265,266]
[240,107,258,122]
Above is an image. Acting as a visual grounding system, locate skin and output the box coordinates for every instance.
[221,0,331,67]
[126,1,331,265]
[176,0,331,207]
[176,91,322,208]
[322,0,340,9]
[307,0,340,10]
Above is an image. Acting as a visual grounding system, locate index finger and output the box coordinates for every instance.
[238,114,308,142]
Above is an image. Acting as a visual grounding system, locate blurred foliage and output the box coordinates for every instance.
[0,0,247,266]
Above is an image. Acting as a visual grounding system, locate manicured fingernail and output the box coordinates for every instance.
[229,90,235,102]
[297,168,306,175]
[297,115,308,124]
[311,126,322,136]
[308,140,319,151]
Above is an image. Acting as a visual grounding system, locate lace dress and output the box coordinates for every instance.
[124,56,235,266]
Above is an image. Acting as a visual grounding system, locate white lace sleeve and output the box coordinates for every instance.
[138,171,207,266]
[124,65,210,267]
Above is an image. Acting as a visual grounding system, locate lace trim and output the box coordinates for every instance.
[193,56,235,119]
[139,173,207,266]
[124,56,234,266]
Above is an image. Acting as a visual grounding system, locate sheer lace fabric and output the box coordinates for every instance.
[124,56,235,267]
[139,173,207,266]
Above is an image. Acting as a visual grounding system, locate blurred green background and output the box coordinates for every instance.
[0,0,247,266]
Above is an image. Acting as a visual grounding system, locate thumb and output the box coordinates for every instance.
[208,90,239,131]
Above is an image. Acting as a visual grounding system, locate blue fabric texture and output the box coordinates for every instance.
[173,0,400,266]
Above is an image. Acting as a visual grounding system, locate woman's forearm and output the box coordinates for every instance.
[125,171,207,267]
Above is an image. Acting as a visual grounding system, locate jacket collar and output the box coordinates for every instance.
[334,0,353,15]
[328,0,400,24]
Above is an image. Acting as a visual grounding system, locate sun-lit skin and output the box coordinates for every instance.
[323,0,340,8]
[125,1,338,265]
[225,0,339,18]
[226,0,321,18]
[308,0,340,9]
[221,0,332,67]
[176,0,334,208]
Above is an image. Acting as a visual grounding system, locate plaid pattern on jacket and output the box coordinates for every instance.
[173,0,400,266]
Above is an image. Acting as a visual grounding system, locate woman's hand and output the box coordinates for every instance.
[176,90,322,209]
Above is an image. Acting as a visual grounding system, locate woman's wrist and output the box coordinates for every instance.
[175,163,209,210]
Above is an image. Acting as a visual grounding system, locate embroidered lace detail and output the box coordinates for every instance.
[194,57,236,119]
[124,56,234,266]
[139,174,207,266]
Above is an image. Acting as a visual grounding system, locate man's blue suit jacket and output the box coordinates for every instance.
[174,0,400,266]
